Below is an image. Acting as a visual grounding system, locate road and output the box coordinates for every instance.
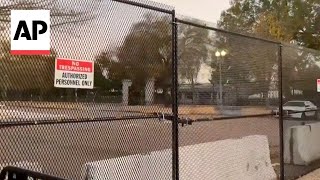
[0,104,318,180]
[0,108,280,180]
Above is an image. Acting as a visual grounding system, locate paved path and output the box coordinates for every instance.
[297,168,320,180]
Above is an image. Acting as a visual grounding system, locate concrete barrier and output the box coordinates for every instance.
[83,153,171,180]
[219,106,243,116]
[84,135,276,180]
[284,122,320,165]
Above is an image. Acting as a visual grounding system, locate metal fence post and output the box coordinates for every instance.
[278,44,284,180]
[171,10,179,180]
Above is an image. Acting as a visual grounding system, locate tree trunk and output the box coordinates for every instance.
[235,83,239,106]
[191,77,195,104]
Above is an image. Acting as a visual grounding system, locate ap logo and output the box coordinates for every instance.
[11,10,50,55]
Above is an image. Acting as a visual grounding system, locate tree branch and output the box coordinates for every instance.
[0,0,100,32]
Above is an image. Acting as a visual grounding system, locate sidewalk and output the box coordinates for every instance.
[298,168,320,180]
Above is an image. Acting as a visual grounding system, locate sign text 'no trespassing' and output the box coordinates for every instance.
[54,58,94,89]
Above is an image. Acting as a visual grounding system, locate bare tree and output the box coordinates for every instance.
[0,0,102,31]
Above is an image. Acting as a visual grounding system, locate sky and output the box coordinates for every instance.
[152,0,231,24]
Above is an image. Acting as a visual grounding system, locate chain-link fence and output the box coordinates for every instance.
[1,0,320,180]
[0,0,174,179]
[176,19,281,180]
[282,44,320,180]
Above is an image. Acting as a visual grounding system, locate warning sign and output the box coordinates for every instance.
[318,79,320,92]
[54,58,94,89]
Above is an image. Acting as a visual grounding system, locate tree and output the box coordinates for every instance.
[0,0,104,101]
[0,0,102,31]
[97,13,172,105]
[218,0,320,48]
[282,45,320,102]
[217,0,320,103]
[208,32,278,105]
[178,19,211,103]
[94,51,122,96]
[0,40,56,100]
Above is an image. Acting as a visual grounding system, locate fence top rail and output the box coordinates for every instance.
[282,42,320,54]
[176,18,281,45]
[112,0,174,14]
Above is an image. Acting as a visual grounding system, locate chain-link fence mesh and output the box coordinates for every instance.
[177,19,281,179]
[0,0,174,179]
[3,0,320,179]
[282,44,320,180]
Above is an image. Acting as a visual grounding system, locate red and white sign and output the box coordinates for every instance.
[11,10,51,55]
[318,79,320,92]
[54,58,94,89]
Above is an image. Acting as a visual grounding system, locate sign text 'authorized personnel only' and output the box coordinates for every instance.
[54,58,94,89]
